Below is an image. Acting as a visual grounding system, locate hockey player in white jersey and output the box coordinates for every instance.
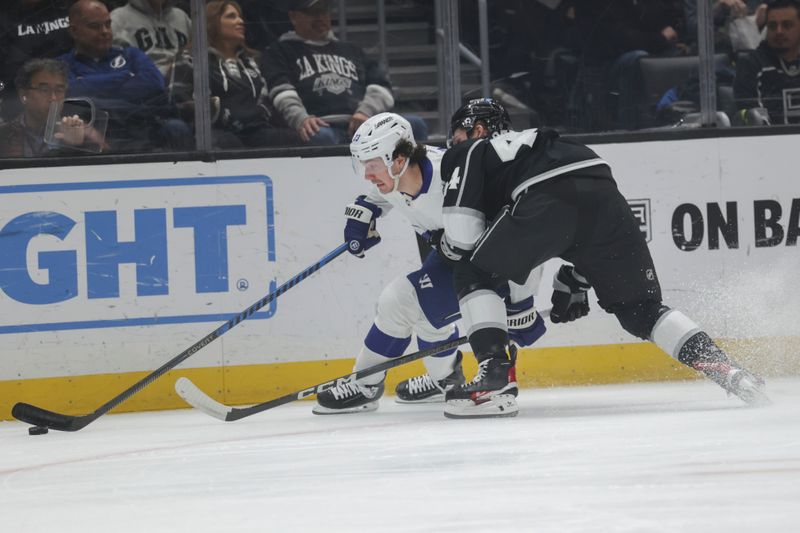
[313,108,546,414]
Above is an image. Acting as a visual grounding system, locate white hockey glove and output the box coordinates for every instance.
[344,195,382,258]
[505,296,546,347]
[550,265,591,323]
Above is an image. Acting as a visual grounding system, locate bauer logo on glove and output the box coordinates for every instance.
[344,196,382,258]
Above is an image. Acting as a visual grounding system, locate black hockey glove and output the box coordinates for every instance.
[344,196,382,258]
[550,265,591,323]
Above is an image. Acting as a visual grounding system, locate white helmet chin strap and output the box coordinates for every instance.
[388,157,410,192]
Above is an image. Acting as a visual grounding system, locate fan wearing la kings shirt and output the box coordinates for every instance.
[436,122,770,418]
[0,0,73,121]
[261,0,394,145]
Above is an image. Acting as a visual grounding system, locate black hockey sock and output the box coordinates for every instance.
[468,327,509,363]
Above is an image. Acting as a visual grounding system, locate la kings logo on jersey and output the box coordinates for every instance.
[314,73,350,95]
[296,53,359,96]
[16,17,69,36]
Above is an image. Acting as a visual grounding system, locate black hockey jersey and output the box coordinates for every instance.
[440,128,611,252]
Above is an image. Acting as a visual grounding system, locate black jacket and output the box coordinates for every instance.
[172,47,273,133]
[734,41,800,125]
[574,0,685,64]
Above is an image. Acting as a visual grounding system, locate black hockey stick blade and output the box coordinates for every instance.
[176,335,470,422]
[11,243,349,432]
[11,403,94,432]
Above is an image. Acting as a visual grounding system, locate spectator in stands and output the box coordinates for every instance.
[572,0,689,130]
[171,0,297,148]
[59,0,190,152]
[734,0,800,124]
[110,0,191,79]
[263,0,428,145]
[0,0,74,122]
[0,58,106,156]
[459,0,580,128]
[237,0,293,51]
[684,0,767,54]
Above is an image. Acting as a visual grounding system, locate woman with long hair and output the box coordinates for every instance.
[172,0,296,147]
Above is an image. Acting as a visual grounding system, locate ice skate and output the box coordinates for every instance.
[312,381,385,415]
[444,347,518,419]
[396,352,466,403]
[692,361,771,406]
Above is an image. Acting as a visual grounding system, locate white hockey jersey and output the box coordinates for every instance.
[362,145,447,236]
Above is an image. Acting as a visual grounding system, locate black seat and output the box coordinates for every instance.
[637,54,731,127]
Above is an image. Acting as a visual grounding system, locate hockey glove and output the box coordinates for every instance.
[427,228,466,264]
[506,296,547,347]
[344,196,382,258]
[550,265,591,323]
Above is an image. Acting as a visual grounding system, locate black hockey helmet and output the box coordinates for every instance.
[449,98,511,138]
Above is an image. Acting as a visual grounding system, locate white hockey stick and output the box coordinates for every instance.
[175,335,468,421]
[177,307,551,422]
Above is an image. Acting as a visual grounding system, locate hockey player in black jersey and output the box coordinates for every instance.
[436,100,770,419]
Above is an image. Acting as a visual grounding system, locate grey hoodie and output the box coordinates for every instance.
[111,0,191,77]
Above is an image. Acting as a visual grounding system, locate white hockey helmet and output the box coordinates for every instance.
[350,113,415,187]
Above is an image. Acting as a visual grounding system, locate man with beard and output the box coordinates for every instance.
[734,0,800,124]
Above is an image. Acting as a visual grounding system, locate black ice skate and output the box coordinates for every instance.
[312,380,385,415]
[396,352,466,403]
[692,361,771,406]
[443,347,518,419]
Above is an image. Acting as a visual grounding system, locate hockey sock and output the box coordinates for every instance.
[468,327,509,363]
[650,309,702,360]
[418,332,460,381]
[675,331,730,367]
[356,324,412,385]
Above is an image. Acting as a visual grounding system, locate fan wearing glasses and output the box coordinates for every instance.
[0,58,102,157]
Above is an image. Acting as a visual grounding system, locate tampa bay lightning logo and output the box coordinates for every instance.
[110,55,127,69]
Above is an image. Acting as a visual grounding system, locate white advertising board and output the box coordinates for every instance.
[0,133,798,384]
[0,157,421,380]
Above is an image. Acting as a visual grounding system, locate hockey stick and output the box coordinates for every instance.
[11,243,349,432]
[175,335,469,422]
[176,307,553,422]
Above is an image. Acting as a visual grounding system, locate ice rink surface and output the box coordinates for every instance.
[2,378,799,533]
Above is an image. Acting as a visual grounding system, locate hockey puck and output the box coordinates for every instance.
[28,426,49,436]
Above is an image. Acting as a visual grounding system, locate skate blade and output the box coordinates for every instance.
[730,375,772,407]
[443,394,519,419]
[736,384,772,407]
[395,394,445,404]
[312,401,379,415]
